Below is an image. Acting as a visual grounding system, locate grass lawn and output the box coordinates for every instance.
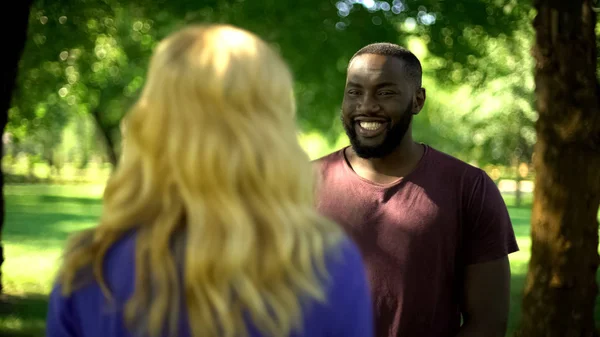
[0,184,597,336]
[1,184,105,337]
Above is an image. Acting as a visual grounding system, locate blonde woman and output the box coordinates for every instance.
[45,24,373,337]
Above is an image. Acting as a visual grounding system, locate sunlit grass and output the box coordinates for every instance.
[0,184,598,336]
[2,185,103,297]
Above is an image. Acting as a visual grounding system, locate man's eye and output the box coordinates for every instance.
[379,91,395,96]
[347,90,361,96]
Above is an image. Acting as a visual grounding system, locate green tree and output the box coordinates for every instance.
[13,0,530,162]
[13,1,160,166]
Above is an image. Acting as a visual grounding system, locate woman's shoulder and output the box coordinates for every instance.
[101,231,138,298]
[62,230,138,301]
[324,236,367,289]
[46,231,140,337]
[301,236,373,337]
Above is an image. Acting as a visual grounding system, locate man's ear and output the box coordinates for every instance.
[412,87,426,115]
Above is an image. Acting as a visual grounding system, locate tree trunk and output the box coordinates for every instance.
[0,0,33,294]
[517,0,600,336]
[91,109,119,167]
[515,174,523,208]
[513,156,523,208]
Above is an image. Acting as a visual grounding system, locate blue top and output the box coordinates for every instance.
[46,233,373,337]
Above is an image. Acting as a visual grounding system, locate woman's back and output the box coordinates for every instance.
[47,232,372,337]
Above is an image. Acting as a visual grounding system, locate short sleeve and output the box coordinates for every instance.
[463,169,520,265]
[46,283,81,337]
[327,238,374,337]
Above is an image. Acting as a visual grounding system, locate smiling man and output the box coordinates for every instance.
[314,43,519,337]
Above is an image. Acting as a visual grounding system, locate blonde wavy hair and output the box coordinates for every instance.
[57,24,343,337]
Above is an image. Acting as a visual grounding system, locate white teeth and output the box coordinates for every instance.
[359,121,383,130]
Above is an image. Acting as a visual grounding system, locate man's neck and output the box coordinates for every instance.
[346,136,425,184]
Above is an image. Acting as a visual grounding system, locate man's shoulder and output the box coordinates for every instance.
[426,146,505,209]
[426,145,483,177]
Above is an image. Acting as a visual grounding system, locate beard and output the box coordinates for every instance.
[342,103,413,159]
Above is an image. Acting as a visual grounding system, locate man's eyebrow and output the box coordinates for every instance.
[346,81,399,88]
[346,81,362,87]
[375,82,398,88]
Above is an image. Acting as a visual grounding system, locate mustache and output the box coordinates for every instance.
[352,115,390,122]
[341,112,391,123]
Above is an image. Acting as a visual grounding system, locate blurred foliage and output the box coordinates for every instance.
[7,0,539,170]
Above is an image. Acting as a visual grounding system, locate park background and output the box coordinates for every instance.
[0,0,599,336]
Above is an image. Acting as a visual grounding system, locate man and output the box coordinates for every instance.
[313,43,519,337]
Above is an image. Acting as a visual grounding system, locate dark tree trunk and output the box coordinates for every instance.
[0,0,33,294]
[91,109,119,167]
[516,0,600,336]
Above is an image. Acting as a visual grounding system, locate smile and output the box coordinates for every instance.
[359,121,385,130]
[353,117,388,137]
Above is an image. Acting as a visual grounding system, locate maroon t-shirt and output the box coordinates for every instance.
[314,145,519,337]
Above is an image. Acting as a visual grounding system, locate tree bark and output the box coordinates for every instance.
[517,0,600,336]
[91,109,119,167]
[0,0,33,294]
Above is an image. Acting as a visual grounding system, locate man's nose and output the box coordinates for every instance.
[357,95,381,114]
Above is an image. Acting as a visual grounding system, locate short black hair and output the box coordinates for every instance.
[349,42,422,88]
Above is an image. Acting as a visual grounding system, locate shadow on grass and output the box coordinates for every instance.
[4,211,100,243]
[3,193,102,244]
[0,294,48,337]
[6,194,103,212]
[36,195,102,206]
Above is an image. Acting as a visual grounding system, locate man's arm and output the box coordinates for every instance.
[456,256,511,337]
[457,168,518,337]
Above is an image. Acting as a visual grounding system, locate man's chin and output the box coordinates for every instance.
[345,128,390,158]
[350,143,387,159]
